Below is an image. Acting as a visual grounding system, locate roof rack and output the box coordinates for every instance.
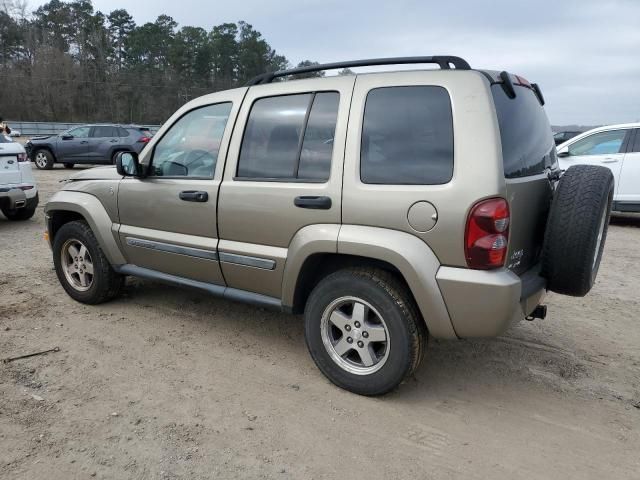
[245,56,471,86]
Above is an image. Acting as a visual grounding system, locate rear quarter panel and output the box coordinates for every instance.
[342,70,504,267]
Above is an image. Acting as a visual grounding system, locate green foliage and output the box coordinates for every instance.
[0,0,309,123]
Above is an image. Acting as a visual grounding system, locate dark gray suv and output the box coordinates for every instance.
[27,124,153,169]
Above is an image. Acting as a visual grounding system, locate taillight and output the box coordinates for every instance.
[17,153,28,162]
[465,198,510,270]
[138,136,151,143]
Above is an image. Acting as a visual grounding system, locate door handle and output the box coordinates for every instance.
[294,196,332,210]
[110,139,118,143]
[179,190,208,202]
[602,158,618,163]
[80,140,89,144]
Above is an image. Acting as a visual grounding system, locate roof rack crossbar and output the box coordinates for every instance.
[245,56,471,86]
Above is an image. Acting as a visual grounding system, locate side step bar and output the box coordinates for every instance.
[114,264,282,311]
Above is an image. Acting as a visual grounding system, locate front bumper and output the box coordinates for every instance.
[436,265,546,338]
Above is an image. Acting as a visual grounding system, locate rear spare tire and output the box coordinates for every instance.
[542,165,613,297]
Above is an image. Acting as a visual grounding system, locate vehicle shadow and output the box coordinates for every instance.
[610,213,640,228]
[119,280,582,401]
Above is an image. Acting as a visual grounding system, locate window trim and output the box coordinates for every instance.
[624,128,639,153]
[234,90,339,183]
[359,85,455,186]
[147,101,233,180]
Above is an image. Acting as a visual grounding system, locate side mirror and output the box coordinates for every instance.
[61,134,74,140]
[116,151,144,177]
[557,150,570,158]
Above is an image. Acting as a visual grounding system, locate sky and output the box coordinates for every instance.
[28,0,640,125]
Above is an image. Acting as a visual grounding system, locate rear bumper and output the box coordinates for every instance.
[436,265,546,338]
[0,187,27,209]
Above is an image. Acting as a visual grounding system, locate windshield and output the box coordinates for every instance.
[0,134,13,143]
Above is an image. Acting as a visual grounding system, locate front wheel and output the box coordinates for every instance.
[304,268,427,396]
[34,150,54,170]
[52,220,123,304]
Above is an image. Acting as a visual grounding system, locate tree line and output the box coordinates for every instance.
[0,0,327,124]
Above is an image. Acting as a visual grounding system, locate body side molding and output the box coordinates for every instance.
[114,264,282,310]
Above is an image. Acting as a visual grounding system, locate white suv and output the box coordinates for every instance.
[0,135,39,220]
[557,123,640,213]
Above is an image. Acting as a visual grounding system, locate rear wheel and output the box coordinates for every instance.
[304,268,427,396]
[52,220,123,304]
[542,165,614,296]
[34,150,54,170]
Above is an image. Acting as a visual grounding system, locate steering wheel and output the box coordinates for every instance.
[184,149,215,171]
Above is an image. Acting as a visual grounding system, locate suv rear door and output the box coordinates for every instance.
[217,76,354,300]
[88,126,119,163]
[492,78,556,274]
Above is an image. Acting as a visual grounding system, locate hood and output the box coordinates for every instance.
[65,166,123,182]
[29,135,55,141]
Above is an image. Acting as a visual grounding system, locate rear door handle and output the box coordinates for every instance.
[294,196,332,210]
[80,140,89,144]
[602,158,618,163]
[179,190,208,202]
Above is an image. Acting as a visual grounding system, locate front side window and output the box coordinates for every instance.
[237,92,339,181]
[568,130,628,156]
[361,86,454,185]
[150,102,232,178]
[66,127,90,138]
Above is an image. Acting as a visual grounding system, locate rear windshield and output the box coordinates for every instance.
[492,85,555,178]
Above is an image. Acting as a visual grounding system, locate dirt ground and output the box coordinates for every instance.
[1,166,639,480]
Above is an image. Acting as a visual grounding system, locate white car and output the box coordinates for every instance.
[0,135,39,220]
[557,123,640,213]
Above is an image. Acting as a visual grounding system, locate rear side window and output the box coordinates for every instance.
[118,128,130,137]
[361,86,454,185]
[92,126,117,138]
[492,85,555,178]
[237,92,339,181]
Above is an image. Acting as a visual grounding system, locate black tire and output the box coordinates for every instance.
[33,149,54,170]
[1,205,36,221]
[304,268,427,396]
[63,163,75,169]
[542,165,614,297]
[52,220,124,304]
